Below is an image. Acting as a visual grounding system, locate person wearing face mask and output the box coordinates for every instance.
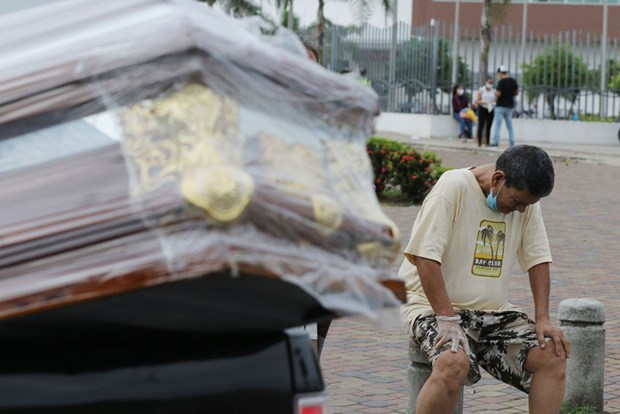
[451,84,473,141]
[475,77,496,147]
[398,145,569,414]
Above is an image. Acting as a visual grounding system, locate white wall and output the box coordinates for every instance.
[375,112,620,145]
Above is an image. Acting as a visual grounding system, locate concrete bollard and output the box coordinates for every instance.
[558,298,605,413]
[407,340,463,414]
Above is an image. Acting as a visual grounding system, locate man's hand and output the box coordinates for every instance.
[433,315,470,354]
[535,318,570,358]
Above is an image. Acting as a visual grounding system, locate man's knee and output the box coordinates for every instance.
[431,351,470,393]
[526,344,567,379]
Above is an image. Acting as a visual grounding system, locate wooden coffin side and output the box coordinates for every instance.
[0,141,403,322]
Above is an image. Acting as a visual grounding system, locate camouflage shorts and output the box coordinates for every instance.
[412,310,540,393]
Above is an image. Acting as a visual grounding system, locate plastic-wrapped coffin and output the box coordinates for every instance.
[0,0,403,334]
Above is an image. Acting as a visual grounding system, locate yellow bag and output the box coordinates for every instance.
[465,107,478,123]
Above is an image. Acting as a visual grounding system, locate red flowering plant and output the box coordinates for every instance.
[366,139,402,193]
[367,137,449,204]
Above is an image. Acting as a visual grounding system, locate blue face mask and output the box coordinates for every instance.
[486,180,505,212]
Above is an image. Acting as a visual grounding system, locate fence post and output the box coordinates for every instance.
[330,25,338,72]
[431,21,439,114]
[388,21,397,112]
[558,298,605,413]
[407,340,463,414]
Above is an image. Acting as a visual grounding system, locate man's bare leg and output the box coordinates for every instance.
[525,343,567,414]
[416,350,470,414]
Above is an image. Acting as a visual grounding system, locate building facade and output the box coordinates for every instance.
[411,0,620,39]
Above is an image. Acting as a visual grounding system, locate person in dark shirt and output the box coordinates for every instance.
[492,66,519,147]
[451,84,473,141]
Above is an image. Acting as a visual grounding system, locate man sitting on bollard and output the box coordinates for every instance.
[399,145,570,414]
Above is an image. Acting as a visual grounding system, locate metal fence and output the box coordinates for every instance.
[324,21,620,122]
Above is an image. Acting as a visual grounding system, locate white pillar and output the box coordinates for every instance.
[520,0,528,69]
[558,298,605,413]
[451,0,460,85]
[600,0,609,117]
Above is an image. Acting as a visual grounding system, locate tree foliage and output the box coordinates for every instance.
[395,38,468,95]
[611,73,620,93]
[195,0,263,18]
[280,10,300,31]
[606,60,620,94]
[522,45,590,119]
[316,0,392,61]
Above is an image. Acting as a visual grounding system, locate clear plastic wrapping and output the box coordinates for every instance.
[0,0,402,326]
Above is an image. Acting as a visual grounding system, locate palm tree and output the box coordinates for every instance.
[480,225,495,259]
[480,0,492,82]
[494,230,505,260]
[272,0,296,29]
[316,0,392,62]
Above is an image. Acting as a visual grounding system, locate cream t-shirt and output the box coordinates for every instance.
[399,168,552,325]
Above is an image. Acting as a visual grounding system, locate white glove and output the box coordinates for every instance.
[434,315,470,354]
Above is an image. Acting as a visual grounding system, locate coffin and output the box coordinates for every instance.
[0,0,404,336]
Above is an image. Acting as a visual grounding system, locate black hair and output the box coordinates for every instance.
[298,33,319,63]
[452,84,463,95]
[360,68,367,77]
[495,145,555,197]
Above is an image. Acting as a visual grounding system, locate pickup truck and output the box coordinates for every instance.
[0,1,403,413]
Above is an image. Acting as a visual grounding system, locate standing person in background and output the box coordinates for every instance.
[475,77,496,147]
[492,66,519,147]
[298,33,319,63]
[360,68,371,87]
[452,84,473,142]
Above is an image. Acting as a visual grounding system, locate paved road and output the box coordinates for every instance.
[321,144,620,414]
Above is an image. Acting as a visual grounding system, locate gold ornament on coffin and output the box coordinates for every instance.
[181,164,254,223]
[253,132,343,234]
[119,83,254,223]
[326,140,401,257]
[311,193,343,235]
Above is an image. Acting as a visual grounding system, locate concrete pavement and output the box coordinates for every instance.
[321,137,620,413]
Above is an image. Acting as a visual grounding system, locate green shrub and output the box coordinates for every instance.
[578,113,618,123]
[367,137,448,204]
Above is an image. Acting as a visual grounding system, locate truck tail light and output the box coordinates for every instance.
[295,393,331,414]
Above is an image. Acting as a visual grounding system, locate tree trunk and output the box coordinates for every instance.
[546,93,556,120]
[288,0,294,30]
[317,0,325,63]
[206,0,216,6]
[225,0,233,15]
[480,0,492,84]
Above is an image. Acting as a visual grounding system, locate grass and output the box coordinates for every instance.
[560,402,598,414]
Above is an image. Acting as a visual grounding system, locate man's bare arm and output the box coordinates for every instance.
[414,256,455,316]
[528,262,570,357]
[415,256,470,353]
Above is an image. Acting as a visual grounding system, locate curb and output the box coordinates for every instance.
[376,132,620,167]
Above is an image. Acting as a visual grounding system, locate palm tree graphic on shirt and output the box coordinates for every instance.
[494,230,506,260]
[473,220,506,277]
[480,224,495,258]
